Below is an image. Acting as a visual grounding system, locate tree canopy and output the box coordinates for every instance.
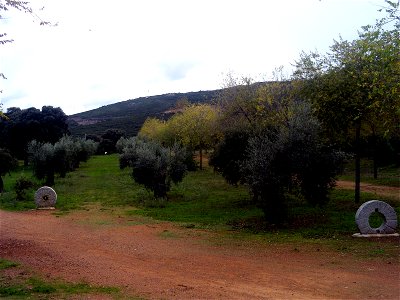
[139,103,219,170]
[0,106,69,160]
[210,78,346,223]
[293,12,400,202]
[168,104,219,169]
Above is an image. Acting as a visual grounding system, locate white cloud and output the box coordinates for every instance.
[1,0,387,115]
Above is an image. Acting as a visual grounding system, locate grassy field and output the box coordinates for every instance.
[1,154,399,237]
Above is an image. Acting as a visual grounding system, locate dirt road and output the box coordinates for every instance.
[0,208,399,299]
[336,180,399,201]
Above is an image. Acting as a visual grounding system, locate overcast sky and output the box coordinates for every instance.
[0,0,389,115]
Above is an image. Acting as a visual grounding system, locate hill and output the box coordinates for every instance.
[68,90,220,137]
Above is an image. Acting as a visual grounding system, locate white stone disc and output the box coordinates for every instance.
[355,200,397,234]
[35,186,57,208]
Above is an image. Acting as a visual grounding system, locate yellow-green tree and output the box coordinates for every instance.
[169,104,219,169]
[138,117,169,144]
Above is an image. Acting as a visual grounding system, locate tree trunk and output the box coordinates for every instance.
[355,121,361,204]
[199,148,203,170]
[372,135,378,179]
[46,170,55,186]
[373,151,378,179]
[0,176,3,195]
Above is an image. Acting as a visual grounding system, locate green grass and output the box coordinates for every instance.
[0,258,136,299]
[340,159,399,187]
[0,163,39,210]
[0,259,19,270]
[0,155,144,211]
[130,167,260,229]
[2,155,399,237]
[53,155,144,211]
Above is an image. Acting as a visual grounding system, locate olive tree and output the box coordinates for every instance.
[119,138,188,199]
[211,76,346,224]
[243,103,346,223]
[293,15,400,203]
[28,136,98,185]
[28,141,55,185]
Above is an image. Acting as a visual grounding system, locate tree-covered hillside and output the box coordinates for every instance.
[68,90,220,137]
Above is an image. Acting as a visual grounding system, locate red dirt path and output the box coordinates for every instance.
[336,180,400,201]
[0,208,399,299]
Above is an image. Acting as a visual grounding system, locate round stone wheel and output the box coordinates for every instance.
[355,200,397,234]
[35,186,57,208]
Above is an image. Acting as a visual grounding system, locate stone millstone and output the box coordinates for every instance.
[355,200,397,234]
[35,186,57,208]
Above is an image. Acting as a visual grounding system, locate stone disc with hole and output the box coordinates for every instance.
[355,200,397,234]
[34,186,57,208]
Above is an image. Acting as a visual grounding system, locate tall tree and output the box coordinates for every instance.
[0,148,18,194]
[0,106,69,160]
[168,104,219,170]
[211,77,346,224]
[293,17,399,203]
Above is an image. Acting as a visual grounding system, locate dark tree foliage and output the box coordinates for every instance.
[28,142,55,186]
[168,143,190,184]
[98,129,125,154]
[243,105,346,224]
[132,144,169,199]
[211,103,346,224]
[209,130,249,185]
[119,138,188,199]
[0,148,18,193]
[14,177,34,201]
[0,106,69,160]
[86,134,101,143]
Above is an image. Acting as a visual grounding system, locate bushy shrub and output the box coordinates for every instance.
[54,135,98,173]
[118,137,145,169]
[116,137,136,154]
[28,136,98,185]
[119,138,188,198]
[0,148,18,194]
[14,177,34,201]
